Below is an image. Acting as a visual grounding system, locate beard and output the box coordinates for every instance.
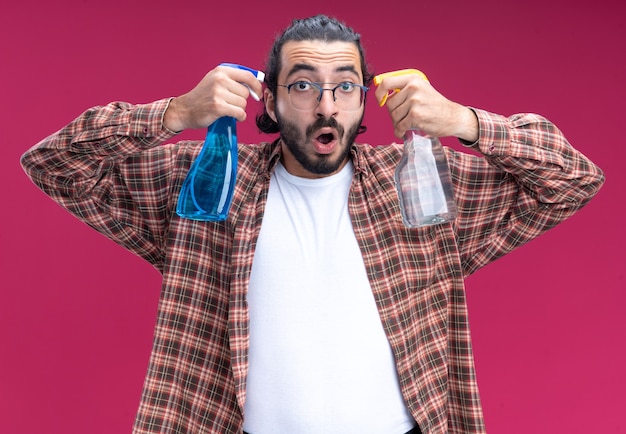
[275,108,364,176]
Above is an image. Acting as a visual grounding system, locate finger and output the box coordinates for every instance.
[218,66,264,102]
[374,78,403,107]
[215,90,248,122]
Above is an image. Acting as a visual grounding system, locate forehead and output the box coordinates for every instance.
[279,40,362,79]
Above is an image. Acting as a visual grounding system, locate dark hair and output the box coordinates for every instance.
[256,15,373,134]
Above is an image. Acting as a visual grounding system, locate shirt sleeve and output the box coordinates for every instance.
[20,99,185,271]
[448,108,605,276]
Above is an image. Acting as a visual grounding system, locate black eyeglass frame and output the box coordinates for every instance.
[277,81,369,111]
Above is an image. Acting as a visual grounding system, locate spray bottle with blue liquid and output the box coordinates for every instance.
[176,63,265,221]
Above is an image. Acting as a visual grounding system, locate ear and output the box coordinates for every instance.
[264,88,277,123]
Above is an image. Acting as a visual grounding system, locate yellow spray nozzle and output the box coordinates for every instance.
[373,68,429,107]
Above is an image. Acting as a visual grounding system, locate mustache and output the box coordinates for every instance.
[305,117,345,138]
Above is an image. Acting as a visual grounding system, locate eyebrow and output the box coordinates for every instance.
[285,63,360,80]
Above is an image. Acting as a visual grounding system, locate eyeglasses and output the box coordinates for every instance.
[277,81,369,111]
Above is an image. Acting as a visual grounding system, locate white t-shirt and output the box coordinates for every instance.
[244,161,415,434]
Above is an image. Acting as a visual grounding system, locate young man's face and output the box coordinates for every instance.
[264,40,366,178]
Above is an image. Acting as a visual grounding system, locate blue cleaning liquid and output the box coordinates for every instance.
[175,62,264,222]
[176,116,237,221]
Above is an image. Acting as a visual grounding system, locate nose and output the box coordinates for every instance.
[315,88,339,118]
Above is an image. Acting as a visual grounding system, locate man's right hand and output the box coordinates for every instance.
[163,65,263,132]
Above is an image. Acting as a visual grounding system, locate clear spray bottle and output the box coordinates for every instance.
[176,63,265,221]
[374,69,457,228]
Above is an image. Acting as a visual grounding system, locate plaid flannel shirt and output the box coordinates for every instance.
[21,98,604,433]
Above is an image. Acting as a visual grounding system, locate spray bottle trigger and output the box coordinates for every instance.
[373,68,429,107]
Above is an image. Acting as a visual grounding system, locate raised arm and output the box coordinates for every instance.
[20,99,183,269]
[449,109,605,275]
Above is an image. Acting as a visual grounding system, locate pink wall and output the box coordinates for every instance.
[2,0,624,432]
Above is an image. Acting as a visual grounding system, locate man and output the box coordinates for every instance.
[21,14,604,434]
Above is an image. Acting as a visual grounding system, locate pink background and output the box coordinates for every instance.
[2,0,624,433]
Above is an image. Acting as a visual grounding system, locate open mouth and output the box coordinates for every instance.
[312,130,338,155]
[317,133,335,144]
